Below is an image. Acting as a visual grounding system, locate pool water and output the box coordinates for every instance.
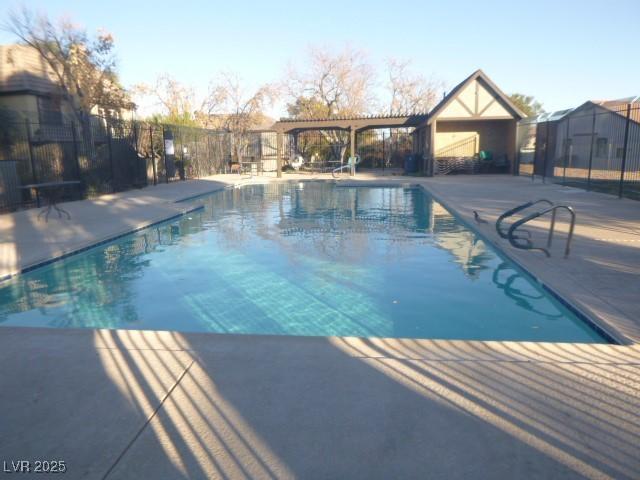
[0,182,608,343]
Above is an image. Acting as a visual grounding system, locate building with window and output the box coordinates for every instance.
[412,69,526,174]
[0,44,134,124]
[516,97,640,182]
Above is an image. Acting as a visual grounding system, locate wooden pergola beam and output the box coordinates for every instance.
[272,114,428,134]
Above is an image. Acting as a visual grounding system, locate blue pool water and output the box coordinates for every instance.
[0,182,607,342]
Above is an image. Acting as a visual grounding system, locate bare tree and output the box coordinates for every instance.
[283,46,376,162]
[285,45,376,119]
[385,58,442,115]
[5,7,132,123]
[201,72,277,162]
[134,74,199,126]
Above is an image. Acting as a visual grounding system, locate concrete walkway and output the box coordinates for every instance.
[1,173,640,479]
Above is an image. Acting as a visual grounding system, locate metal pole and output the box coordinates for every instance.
[24,120,40,207]
[586,109,597,190]
[515,124,520,176]
[276,131,282,178]
[70,122,82,191]
[180,132,186,181]
[132,122,141,185]
[618,104,632,198]
[206,133,212,174]
[532,122,539,182]
[107,122,116,191]
[194,132,199,178]
[542,122,550,183]
[162,126,169,184]
[382,130,386,172]
[563,117,570,186]
[350,127,355,176]
[150,126,157,185]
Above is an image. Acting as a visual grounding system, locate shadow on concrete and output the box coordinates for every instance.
[79,330,640,479]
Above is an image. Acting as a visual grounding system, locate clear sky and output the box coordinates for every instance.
[2,0,638,116]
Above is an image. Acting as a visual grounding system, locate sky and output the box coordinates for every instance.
[1,0,639,118]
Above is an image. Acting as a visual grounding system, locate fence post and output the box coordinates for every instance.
[382,131,386,171]
[618,104,632,198]
[132,122,141,185]
[562,117,570,186]
[541,122,550,184]
[276,131,282,178]
[178,132,185,181]
[24,120,40,207]
[70,121,82,192]
[193,133,198,179]
[349,127,356,176]
[206,133,213,174]
[149,126,157,185]
[532,122,540,182]
[586,109,597,190]
[162,126,169,184]
[107,122,116,191]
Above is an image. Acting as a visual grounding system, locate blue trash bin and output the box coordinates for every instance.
[404,154,418,174]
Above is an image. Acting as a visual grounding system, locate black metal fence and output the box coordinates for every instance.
[356,129,413,169]
[0,116,250,211]
[284,129,413,172]
[516,104,640,200]
[0,116,420,211]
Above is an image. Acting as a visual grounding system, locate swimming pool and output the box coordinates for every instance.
[0,181,608,343]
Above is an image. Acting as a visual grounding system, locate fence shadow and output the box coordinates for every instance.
[83,330,640,479]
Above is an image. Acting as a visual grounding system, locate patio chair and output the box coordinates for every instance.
[478,150,493,173]
[492,154,510,173]
[290,155,305,171]
[478,151,509,173]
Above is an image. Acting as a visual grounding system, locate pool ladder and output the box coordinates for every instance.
[495,199,576,258]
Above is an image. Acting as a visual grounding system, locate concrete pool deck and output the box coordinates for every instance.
[1,172,639,479]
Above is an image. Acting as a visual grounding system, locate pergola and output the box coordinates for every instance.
[270,113,428,176]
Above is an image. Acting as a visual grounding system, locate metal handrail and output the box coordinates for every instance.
[547,205,576,257]
[332,155,360,178]
[496,199,554,239]
[507,205,576,258]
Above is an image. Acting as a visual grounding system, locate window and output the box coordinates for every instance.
[37,95,63,124]
[616,147,625,159]
[595,138,608,157]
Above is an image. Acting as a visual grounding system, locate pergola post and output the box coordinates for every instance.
[350,126,356,176]
[428,121,436,176]
[276,131,282,178]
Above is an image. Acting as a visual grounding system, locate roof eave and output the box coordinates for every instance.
[427,69,526,123]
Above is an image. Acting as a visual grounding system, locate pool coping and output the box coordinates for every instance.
[2,175,632,345]
[0,201,216,284]
[8,204,207,279]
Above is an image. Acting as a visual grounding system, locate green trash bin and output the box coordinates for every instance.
[478,150,493,173]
